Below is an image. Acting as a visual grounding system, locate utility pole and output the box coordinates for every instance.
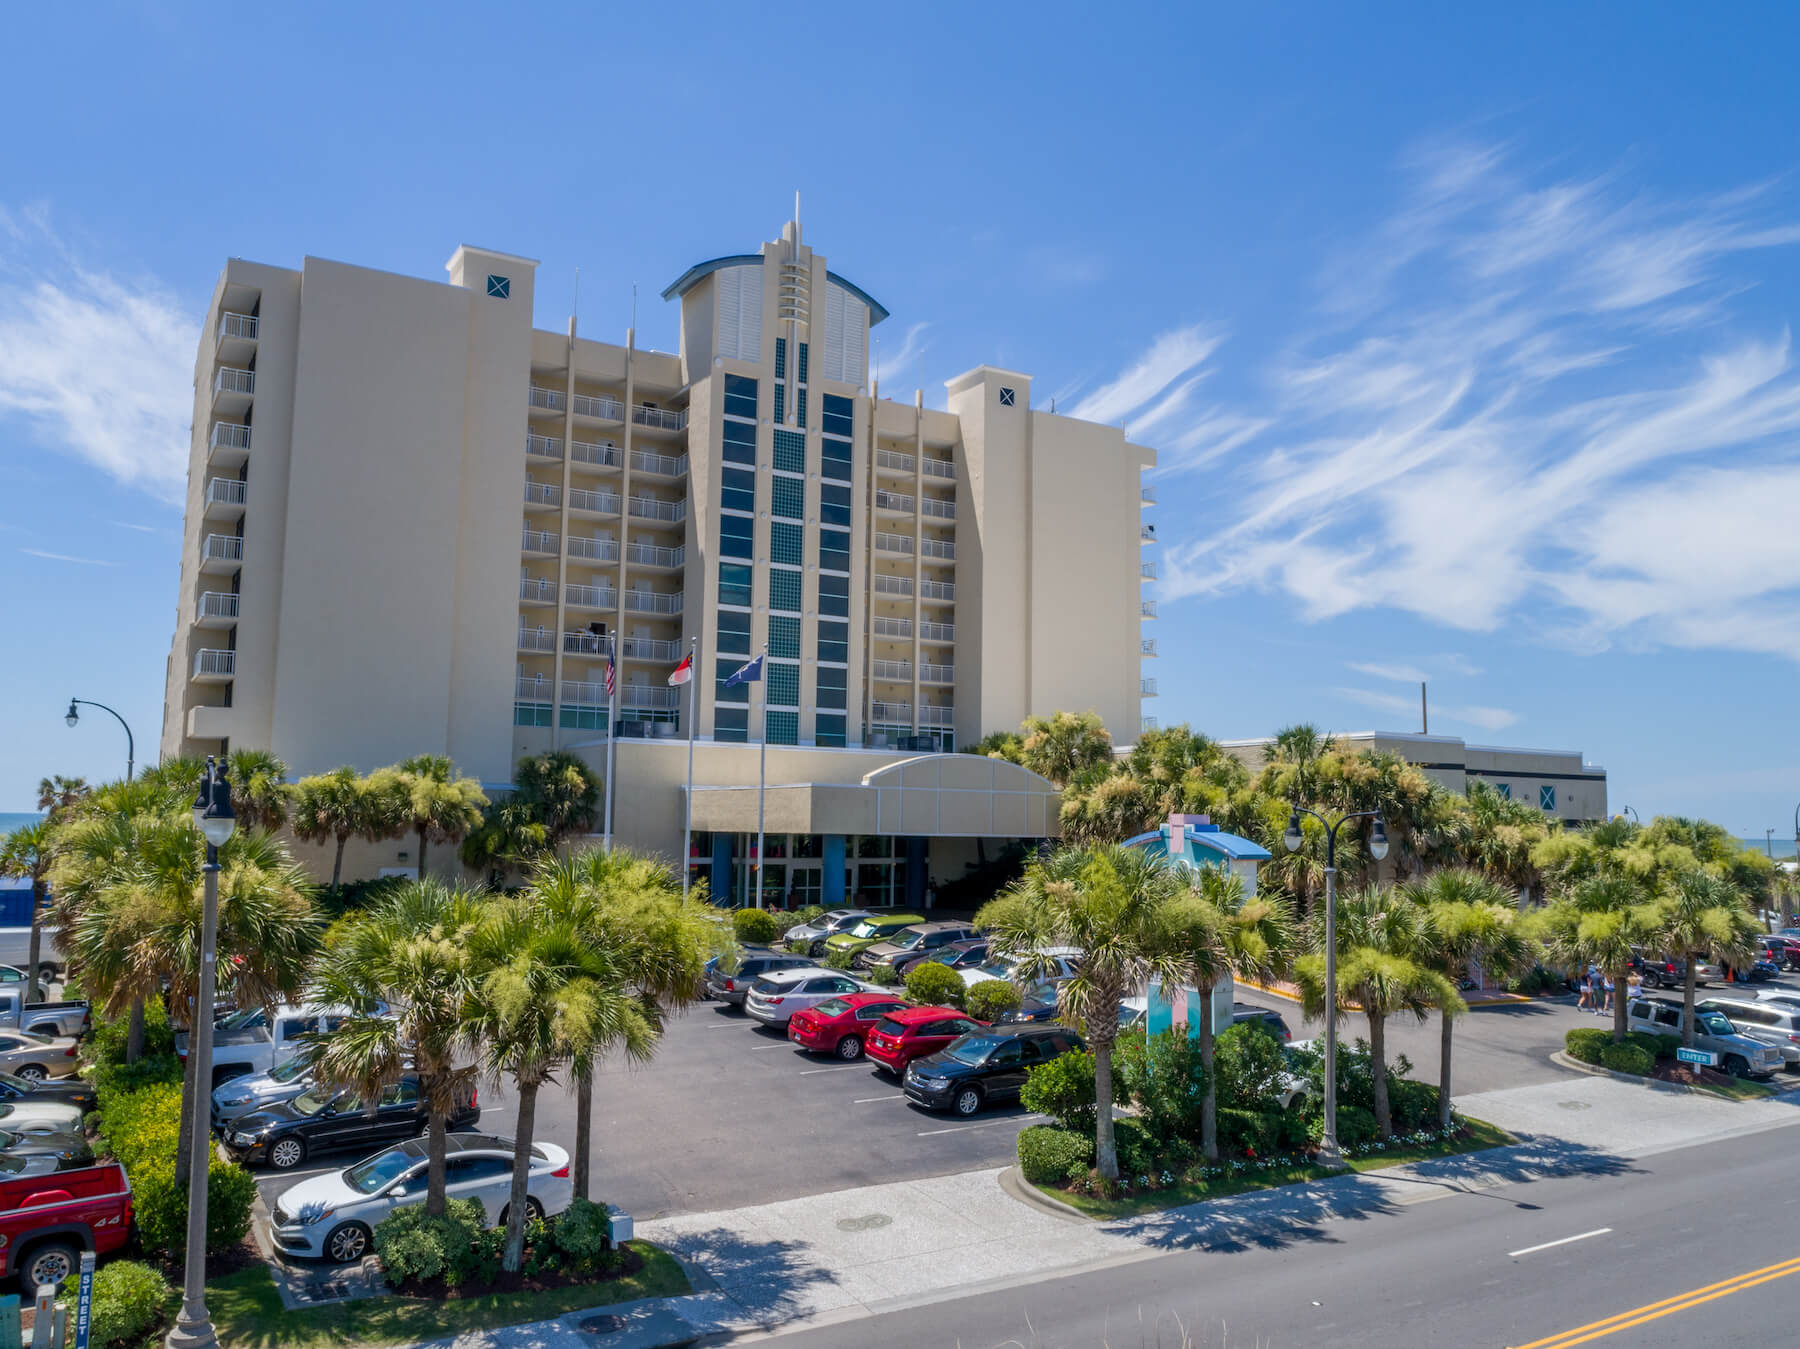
[1420,681,1428,735]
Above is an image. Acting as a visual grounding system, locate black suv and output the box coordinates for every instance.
[705,953,817,1007]
[220,1076,479,1170]
[903,1025,1085,1117]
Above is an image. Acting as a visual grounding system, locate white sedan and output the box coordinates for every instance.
[269,1133,573,1264]
[744,969,882,1027]
[958,950,1081,997]
[0,1099,84,1134]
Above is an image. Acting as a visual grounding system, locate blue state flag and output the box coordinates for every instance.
[724,654,764,688]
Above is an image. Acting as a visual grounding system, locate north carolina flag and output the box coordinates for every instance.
[667,653,694,686]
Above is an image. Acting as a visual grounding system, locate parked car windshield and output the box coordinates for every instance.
[891,930,927,950]
[345,1149,419,1195]
[812,999,850,1018]
[848,920,884,939]
[943,1035,1000,1066]
[269,1055,313,1085]
[972,960,1018,981]
[217,1008,267,1031]
[1697,1011,1736,1036]
[291,1088,334,1116]
[875,1017,906,1037]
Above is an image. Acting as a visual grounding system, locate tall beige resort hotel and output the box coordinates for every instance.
[160,217,1163,904]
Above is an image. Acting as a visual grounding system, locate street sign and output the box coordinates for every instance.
[1676,1047,1719,1067]
[73,1251,94,1349]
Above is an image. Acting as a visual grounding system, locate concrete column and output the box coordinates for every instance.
[823,834,847,907]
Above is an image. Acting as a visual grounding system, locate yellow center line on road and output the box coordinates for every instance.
[1510,1255,1800,1348]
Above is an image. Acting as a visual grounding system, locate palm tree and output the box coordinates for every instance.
[1058,773,1155,847]
[1018,712,1113,788]
[1258,797,1363,920]
[310,880,488,1217]
[977,846,1204,1180]
[225,749,291,832]
[512,752,602,847]
[460,802,548,888]
[1459,780,1553,903]
[1295,886,1463,1137]
[291,768,373,891]
[386,760,486,879]
[1403,871,1535,1129]
[1537,871,1660,1044]
[0,823,55,998]
[35,776,90,818]
[1268,723,1337,802]
[1656,871,1760,1048]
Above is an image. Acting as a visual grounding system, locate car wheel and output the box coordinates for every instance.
[1723,1054,1750,1079]
[269,1136,307,1170]
[953,1085,984,1117]
[324,1221,372,1264]
[19,1241,78,1292]
[499,1198,546,1227]
[836,1035,865,1061]
[14,1066,45,1083]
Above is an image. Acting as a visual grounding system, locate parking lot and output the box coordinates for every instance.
[251,966,1800,1225]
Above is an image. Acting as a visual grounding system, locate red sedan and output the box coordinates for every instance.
[866,1005,987,1076]
[787,993,912,1061]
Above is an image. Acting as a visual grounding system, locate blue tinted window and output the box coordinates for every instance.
[815,713,846,748]
[771,521,803,565]
[774,337,787,380]
[821,395,854,439]
[717,657,750,703]
[766,709,799,746]
[819,528,850,573]
[771,476,804,520]
[821,440,852,483]
[769,615,800,659]
[817,665,847,710]
[773,383,785,425]
[820,482,851,527]
[798,343,809,384]
[773,428,805,473]
[722,419,757,465]
[767,662,800,707]
[769,567,801,613]
[718,562,753,609]
[796,388,807,429]
[717,610,751,655]
[715,705,748,741]
[722,467,756,514]
[723,374,758,420]
[818,619,849,665]
[720,513,754,559]
[818,571,849,618]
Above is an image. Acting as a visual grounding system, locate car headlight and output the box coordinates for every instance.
[230,1131,258,1146]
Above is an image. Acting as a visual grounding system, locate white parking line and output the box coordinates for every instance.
[797,1065,864,1075]
[916,1117,1034,1137]
[852,1095,905,1104]
[1508,1227,1611,1259]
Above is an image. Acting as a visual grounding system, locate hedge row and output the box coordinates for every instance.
[58,1260,168,1349]
[1567,1027,1677,1073]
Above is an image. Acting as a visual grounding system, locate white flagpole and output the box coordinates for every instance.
[603,633,618,852]
[683,635,697,897]
[755,644,768,910]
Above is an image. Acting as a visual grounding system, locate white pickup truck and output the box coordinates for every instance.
[0,989,89,1040]
[176,1003,381,1088]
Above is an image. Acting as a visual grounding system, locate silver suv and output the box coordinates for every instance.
[1699,998,1800,1072]
[1626,998,1784,1078]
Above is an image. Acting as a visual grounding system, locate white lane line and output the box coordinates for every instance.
[748,1041,799,1049]
[917,1118,1033,1137]
[797,1065,864,1075]
[1508,1228,1611,1259]
[852,1095,905,1104]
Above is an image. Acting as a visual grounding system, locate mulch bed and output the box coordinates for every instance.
[390,1244,645,1301]
[1652,1062,1741,1089]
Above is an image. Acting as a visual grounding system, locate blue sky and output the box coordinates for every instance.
[3,3,1798,834]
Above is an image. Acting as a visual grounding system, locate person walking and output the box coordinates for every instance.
[1602,973,1615,1016]
[1625,970,1643,1009]
[1588,964,1604,1015]
[1577,965,1593,1012]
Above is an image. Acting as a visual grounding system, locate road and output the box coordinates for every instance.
[756,1119,1800,1349]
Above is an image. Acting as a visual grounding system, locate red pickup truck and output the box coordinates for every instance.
[0,1163,132,1292]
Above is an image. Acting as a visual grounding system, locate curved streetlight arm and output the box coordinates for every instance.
[68,697,134,783]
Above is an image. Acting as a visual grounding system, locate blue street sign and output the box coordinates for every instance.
[1676,1046,1718,1067]
[73,1252,94,1349]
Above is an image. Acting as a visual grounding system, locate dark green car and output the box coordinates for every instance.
[823,913,928,960]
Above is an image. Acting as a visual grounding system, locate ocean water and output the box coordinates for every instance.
[0,813,43,839]
[1740,836,1798,861]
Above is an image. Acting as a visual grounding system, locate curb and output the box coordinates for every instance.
[997,1165,1093,1223]
[1548,1050,1782,1099]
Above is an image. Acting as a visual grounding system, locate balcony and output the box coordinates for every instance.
[919,579,955,603]
[563,630,608,658]
[516,673,554,702]
[632,404,688,433]
[526,434,563,461]
[565,583,618,611]
[621,684,680,711]
[567,536,619,562]
[630,448,687,478]
[193,648,235,682]
[1141,638,1158,657]
[573,392,624,422]
[561,680,608,707]
[875,532,914,556]
[872,659,912,682]
[571,439,622,470]
[918,704,954,727]
[624,589,683,615]
[919,497,955,521]
[919,620,955,643]
[870,700,912,723]
[1142,716,1160,734]
[919,663,954,685]
[874,574,914,598]
[622,636,682,662]
[524,481,562,509]
[871,616,912,640]
[1140,678,1159,697]
[920,538,955,562]
[520,577,557,605]
[518,627,557,653]
[195,591,239,629]
[875,490,914,514]
[1140,484,1157,506]
[529,386,566,414]
[199,534,243,572]
[628,496,686,525]
[568,487,622,516]
[208,422,251,468]
[211,366,255,415]
[1141,561,1158,580]
[921,457,955,481]
[625,540,684,569]
[522,528,559,555]
[875,449,915,476]
[1141,523,1156,544]
[216,311,259,351]
[203,477,247,520]
[1141,599,1158,619]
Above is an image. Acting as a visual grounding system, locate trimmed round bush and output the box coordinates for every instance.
[60,1260,167,1349]
[1333,1105,1378,1148]
[1017,1125,1093,1184]
[1386,1079,1441,1132]
[904,961,966,1009]
[374,1198,492,1287]
[1215,1021,1290,1114]
[965,980,1022,1022]
[1021,1049,1099,1132]
[732,909,780,945]
[1566,1027,1611,1065]
[1217,1106,1274,1155]
[550,1197,613,1272]
[132,1159,257,1257]
[1600,1042,1655,1076]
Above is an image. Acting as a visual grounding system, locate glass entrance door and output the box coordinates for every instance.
[788,863,823,906]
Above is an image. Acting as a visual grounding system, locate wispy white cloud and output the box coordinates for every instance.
[873,321,930,392]
[21,547,115,566]
[1348,662,1431,684]
[1334,685,1518,732]
[1069,325,1226,431]
[111,520,165,534]
[0,204,196,503]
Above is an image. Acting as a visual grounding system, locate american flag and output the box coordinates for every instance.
[605,637,617,697]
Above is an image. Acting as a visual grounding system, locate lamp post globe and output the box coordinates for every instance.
[1370,819,1390,861]
[1283,811,1303,852]
[64,701,79,729]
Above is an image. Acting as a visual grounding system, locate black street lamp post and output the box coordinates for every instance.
[65,697,135,782]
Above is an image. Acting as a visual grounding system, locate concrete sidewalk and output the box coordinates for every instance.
[402,1069,1800,1348]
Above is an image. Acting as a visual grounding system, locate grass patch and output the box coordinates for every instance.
[1034,1116,1514,1220]
[1693,1076,1776,1102]
[208,1241,688,1349]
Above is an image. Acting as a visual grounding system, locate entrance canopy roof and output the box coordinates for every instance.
[686,753,1060,838]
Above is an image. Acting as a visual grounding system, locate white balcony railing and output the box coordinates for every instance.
[919,620,955,643]
[1141,560,1158,580]
[516,674,554,701]
[574,392,624,421]
[522,528,559,554]
[874,574,914,597]
[205,477,246,509]
[624,589,683,615]
[631,449,687,478]
[524,481,562,507]
[194,648,235,678]
[922,457,955,480]
[628,496,685,524]
[217,312,258,343]
[920,497,956,520]
[872,659,912,682]
[568,487,621,515]
[519,577,557,603]
[209,422,252,452]
[874,490,914,513]
[632,404,687,431]
[530,386,566,412]
[870,700,912,722]
[1141,678,1159,697]
[919,663,955,684]
[565,583,619,610]
[563,631,607,657]
[621,684,680,710]
[871,616,912,640]
[622,636,681,662]
[526,434,563,460]
[518,627,557,653]
[213,367,255,397]
[1141,599,1158,618]
[561,680,608,706]
[919,579,956,602]
[201,534,243,564]
[1140,484,1157,505]
[571,439,622,469]
[921,538,955,561]
[1141,638,1158,657]
[918,704,954,727]
[626,541,684,568]
[567,536,619,562]
[198,591,239,620]
[875,532,914,555]
[875,449,915,474]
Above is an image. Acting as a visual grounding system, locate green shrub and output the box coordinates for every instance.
[785,905,827,934]
[60,1260,167,1349]
[1506,965,1566,996]
[1653,1033,1682,1060]
[1334,1105,1378,1148]
[1601,1042,1655,1076]
[1566,1028,1611,1065]
[88,1000,175,1067]
[132,1158,257,1257]
[822,948,856,971]
[866,964,900,987]
[965,980,1022,1022]
[1017,1125,1093,1184]
[904,961,965,1009]
[1115,1027,1207,1145]
[732,909,780,945]
[1271,1107,1310,1151]
[1387,1079,1441,1132]
[1113,1117,1160,1177]
[550,1197,614,1271]
[90,1054,183,1102]
[1286,1037,1411,1114]
[784,939,813,956]
[1021,1049,1099,1132]
[1217,1107,1275,1155]
[374,1199,495,1287]
[96,1080,183,1173]
[1214,1021,1289,1114]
